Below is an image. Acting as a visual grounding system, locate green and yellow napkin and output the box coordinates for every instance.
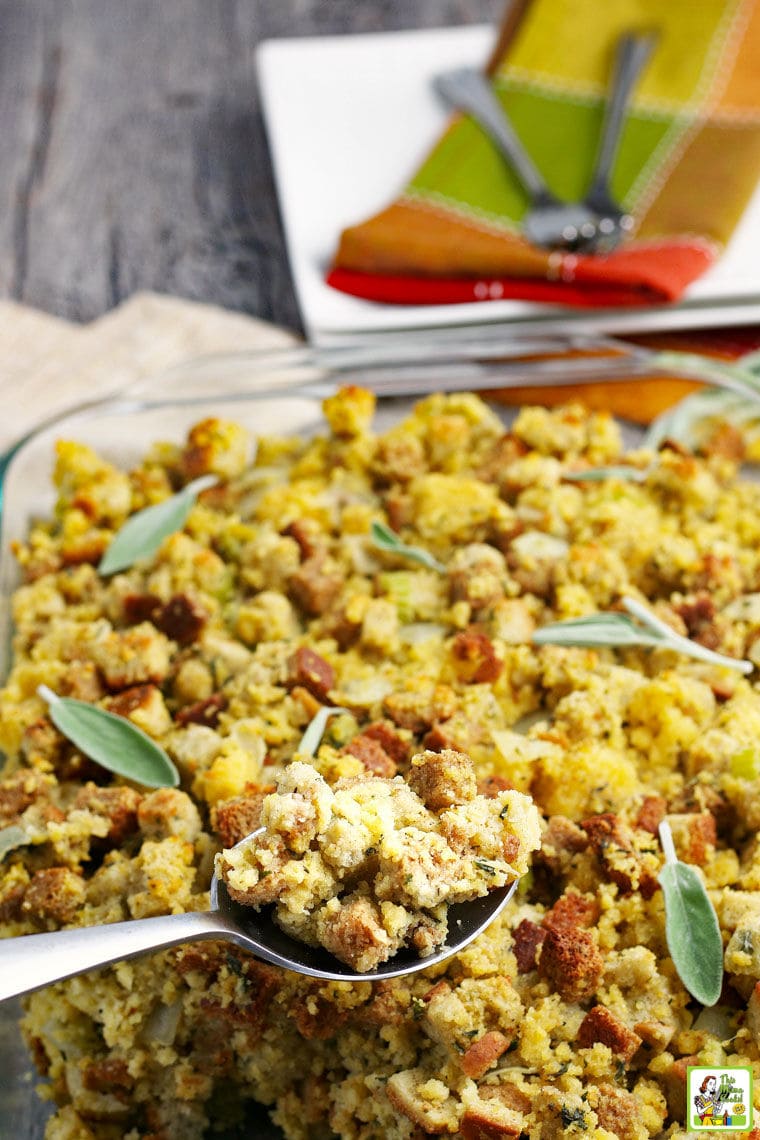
[328,0,760,307]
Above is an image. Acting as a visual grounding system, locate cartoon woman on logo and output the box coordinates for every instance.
[694,1076,723,1126]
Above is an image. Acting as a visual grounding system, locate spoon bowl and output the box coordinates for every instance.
[212,872,519,982]
[0,829,520,1001]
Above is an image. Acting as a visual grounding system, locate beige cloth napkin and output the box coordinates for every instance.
[0,292,297,453]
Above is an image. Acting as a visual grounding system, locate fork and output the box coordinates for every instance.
[433,67,599,251]
[581,31,658,252]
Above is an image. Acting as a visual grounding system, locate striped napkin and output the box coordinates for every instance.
[328,0,760,308]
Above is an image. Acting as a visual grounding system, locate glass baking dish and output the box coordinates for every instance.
[0,331,689,678]
[0,338,749,1139]
[0,349,507,1139]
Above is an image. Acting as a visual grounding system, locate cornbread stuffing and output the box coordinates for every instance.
[217,753,540,971]
[1,389,760,1140]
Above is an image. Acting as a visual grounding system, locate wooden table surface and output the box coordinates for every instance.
[1,0,502,335]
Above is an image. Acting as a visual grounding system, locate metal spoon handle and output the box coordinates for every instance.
[588,31,656,195]
[0,910,227,1002]
[434,68,553,203]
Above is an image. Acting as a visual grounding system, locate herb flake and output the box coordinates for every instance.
[410,996,426,1020]
[560,1105,588,1130]
[737,929,754,954]
[225,953,246,978]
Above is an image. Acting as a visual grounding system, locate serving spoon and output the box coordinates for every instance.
[0,830,520,1001]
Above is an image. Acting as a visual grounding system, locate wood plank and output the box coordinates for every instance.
[0,0,501,329]
[0,4,53,300]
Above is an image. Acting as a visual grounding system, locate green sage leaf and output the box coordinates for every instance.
[658,820,723,1006]
[644,349,760,452]
[38,685,179,789]
[645,389,748,453]
[622,597,752,674]
[532,597,752,674]
[298,705,351,758]
[370,521,445,573]
[564,465,648,483]
[98,474,218,576]
[533,611,661,649]
[0,825,28,862]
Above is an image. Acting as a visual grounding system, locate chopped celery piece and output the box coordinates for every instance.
[731,747,760,780]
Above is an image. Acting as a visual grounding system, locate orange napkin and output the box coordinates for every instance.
[328,0,760,308]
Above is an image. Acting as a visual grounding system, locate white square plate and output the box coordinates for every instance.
[256,24,760,344]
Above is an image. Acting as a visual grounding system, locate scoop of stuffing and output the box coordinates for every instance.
[217,750,540,971]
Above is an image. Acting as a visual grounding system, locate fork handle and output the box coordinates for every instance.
[0,910,228,1002]
[434,68,552,202]
[588,32,656,195]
